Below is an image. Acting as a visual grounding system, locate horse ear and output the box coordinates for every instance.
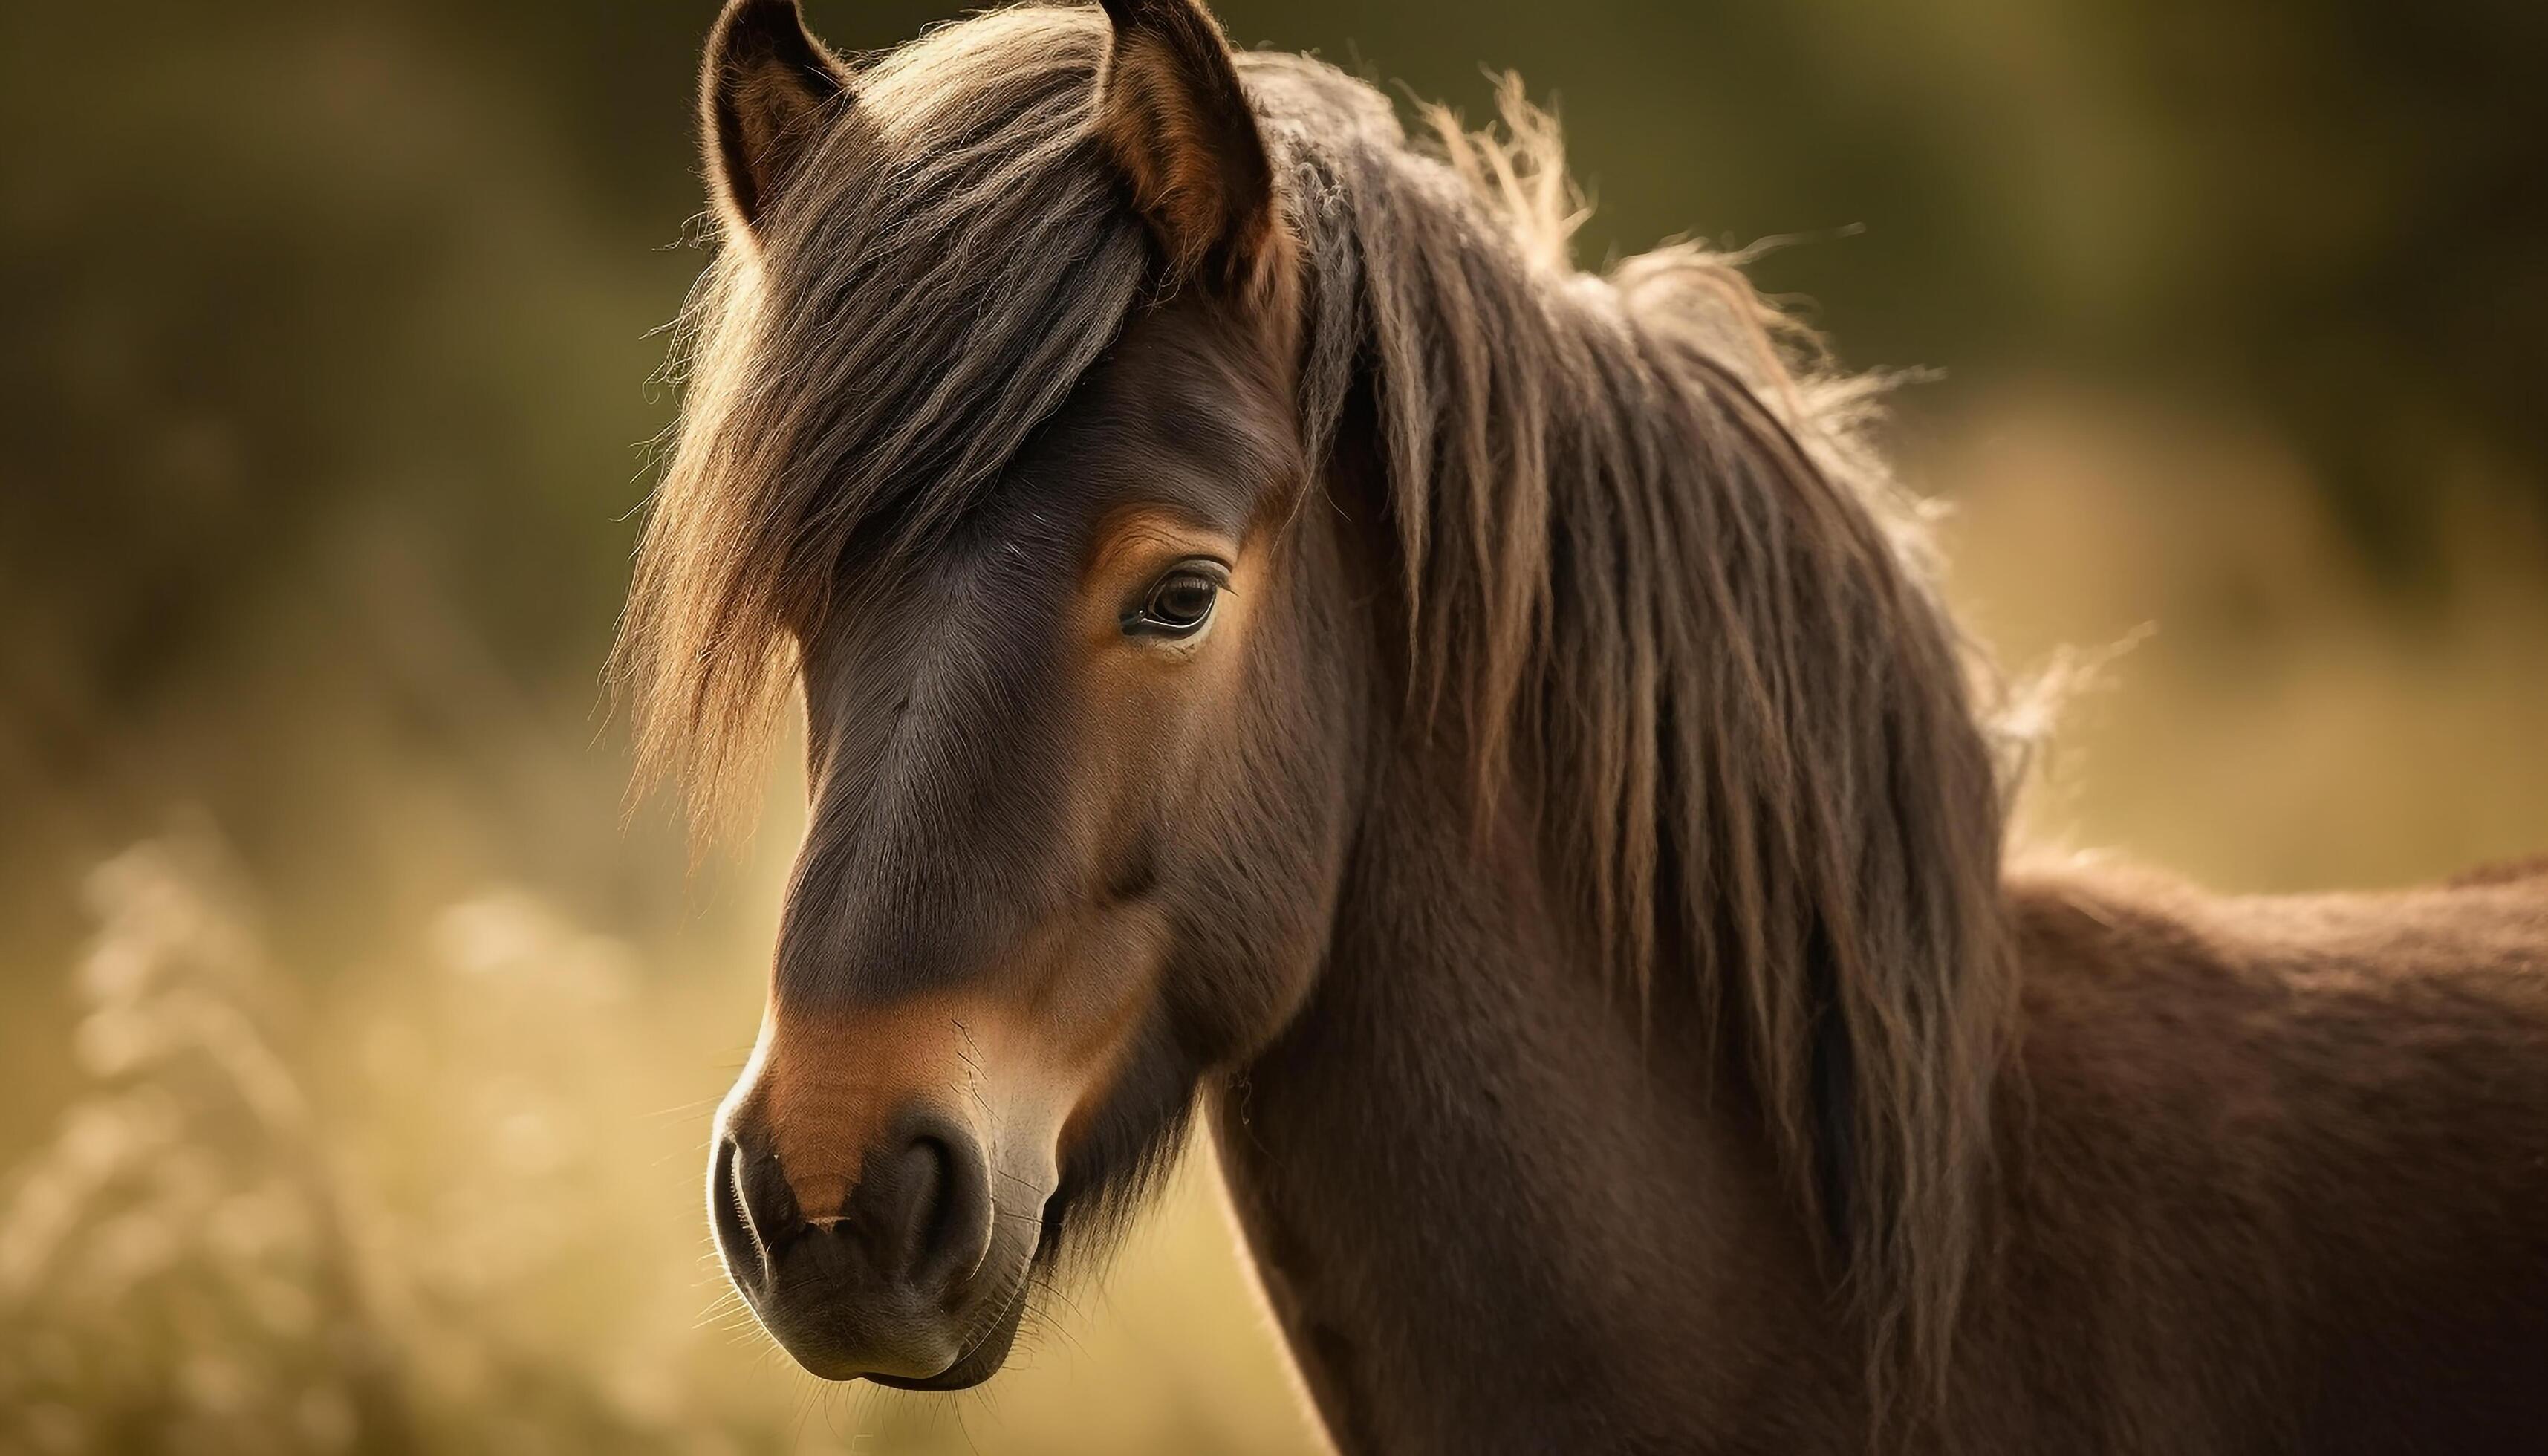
[701,0,850,234]
[1095,0,1281,289]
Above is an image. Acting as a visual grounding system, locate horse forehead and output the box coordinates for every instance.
[1023,300,1297,530]
[805,521,1072,776]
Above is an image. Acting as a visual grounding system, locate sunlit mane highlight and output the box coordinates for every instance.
[616,3,2014,1420]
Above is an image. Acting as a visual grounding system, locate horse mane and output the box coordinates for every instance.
[1260,52,2020,1409]
[614,10,1154,838]
[614,2,2018,1414]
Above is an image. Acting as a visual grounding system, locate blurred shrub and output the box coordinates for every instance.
[0,828,773,1455]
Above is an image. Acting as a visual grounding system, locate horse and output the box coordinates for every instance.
[611,1,2548,1449]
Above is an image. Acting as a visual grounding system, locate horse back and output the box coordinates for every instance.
[1988,857,2548,1453]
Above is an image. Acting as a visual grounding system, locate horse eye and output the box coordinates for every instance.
[1126,563,1223,639]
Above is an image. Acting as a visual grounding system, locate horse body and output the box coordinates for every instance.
[1975,864,2548,1454]
[616,1,2548,1447]
[1224,833,2548,1453]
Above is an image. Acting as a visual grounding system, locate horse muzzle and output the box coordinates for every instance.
[709,1095,1040,1385]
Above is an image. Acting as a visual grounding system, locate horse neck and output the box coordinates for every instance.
[1211,748,1868,1455]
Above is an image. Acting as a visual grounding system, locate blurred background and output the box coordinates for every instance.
[2,0,2542,1450]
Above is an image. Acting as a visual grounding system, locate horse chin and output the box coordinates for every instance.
[862,1273,1031,1391]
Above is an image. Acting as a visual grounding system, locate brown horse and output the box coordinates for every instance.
[613,1,2548,1449]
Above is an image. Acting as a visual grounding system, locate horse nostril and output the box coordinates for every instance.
[709,1134,762,1287]
[914,1121,993,1291]
[877,1137,946,1267]
[851,1113,992,1296]
[713,1131,802,1292]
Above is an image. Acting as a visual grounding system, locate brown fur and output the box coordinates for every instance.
[1960,863,2548,1451]
[618,2,2548,1448]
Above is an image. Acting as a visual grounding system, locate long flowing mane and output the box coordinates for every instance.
[615,2,2016,1410]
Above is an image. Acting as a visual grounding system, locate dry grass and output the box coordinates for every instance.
[0,829,762,1454]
